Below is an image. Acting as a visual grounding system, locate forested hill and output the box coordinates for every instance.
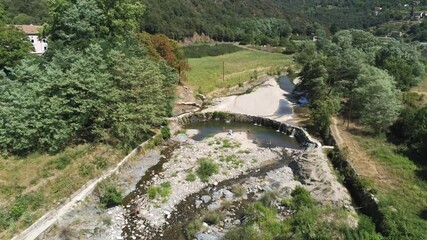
[2,0,427,40]
[276,0,427,32]
[139,0,307,40]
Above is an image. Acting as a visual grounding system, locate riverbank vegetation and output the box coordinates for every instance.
[295,29,427,239]
[184,187,381,240]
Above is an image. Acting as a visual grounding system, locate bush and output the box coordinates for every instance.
[290,186,315,210]
[232,185,245,197]
[96,181,122,208]
[259,191,279,208]
[94,157,108,169]
[196,158,219,182]
[147,181,172,200]
[0,208,11,229]
[147,186,158,199]
[185,219,203,239]
[203,210,223,225]
[100,185,122,208]
[161,125,171,140]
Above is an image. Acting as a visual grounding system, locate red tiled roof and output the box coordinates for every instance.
[14,25,41,35]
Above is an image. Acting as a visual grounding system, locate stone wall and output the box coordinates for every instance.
[325,131,385,234]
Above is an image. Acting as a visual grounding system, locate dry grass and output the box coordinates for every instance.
[0,144,123,238]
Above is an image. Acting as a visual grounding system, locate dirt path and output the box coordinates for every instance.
[330,117,397,189]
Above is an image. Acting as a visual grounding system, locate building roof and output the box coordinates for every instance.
[14,25,41,35]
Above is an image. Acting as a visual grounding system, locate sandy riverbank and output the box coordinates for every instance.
[204,77,295,122]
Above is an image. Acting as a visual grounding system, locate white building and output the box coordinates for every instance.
[14,25,48,54]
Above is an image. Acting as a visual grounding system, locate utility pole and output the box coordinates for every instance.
[223,61,225,81]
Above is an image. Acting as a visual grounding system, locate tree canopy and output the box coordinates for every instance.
[295,30,419,134]
[0,0,179,155]
[42,0,144,47]
[0,6,32,71]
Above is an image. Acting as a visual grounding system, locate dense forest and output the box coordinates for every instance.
[276,0,427,32]
[4,0,427,44]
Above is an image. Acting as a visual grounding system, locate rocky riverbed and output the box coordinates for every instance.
[37,124,356,240]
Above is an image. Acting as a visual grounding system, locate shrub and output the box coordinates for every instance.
[245,202,277,224]
[0,208,11,229]
[290,186,315,210]
[147,181,172,200]
[203,210,223,225]
[161,125,171,140]
[196,158,219,182]
[100,185,122,208]
[232,185,245,197]
[147,186,158,199]
[259,191,279,208]
[224,225,261,240]
[185,219,203,239]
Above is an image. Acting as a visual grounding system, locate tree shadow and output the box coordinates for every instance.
[416,167,427,182]
[347,126,374,138]
[273,99,293,116]
[419,209,427,221]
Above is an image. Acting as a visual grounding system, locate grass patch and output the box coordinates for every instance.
[221,139,240,149]
[147,181,172,203]
[187,50,292,93]
[353,135,427,238]
[220,155,244,169]
[231,185,245,197]
[185,172,197,182]
[0,144,122,239]
[196,158,219,182]
[185,219,204,239]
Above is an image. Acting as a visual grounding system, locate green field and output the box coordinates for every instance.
[186,50,292,93]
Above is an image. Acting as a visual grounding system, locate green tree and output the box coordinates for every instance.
[399,106,427,160]
[353,66,402,133]
[0,23,32,70]
[43,0,144,47]
[310,96,341,139]
[375,41,425,90]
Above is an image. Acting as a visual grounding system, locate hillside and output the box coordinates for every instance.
[3,0,426,40]
[275,0,427,32]
[139,0,308,41]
